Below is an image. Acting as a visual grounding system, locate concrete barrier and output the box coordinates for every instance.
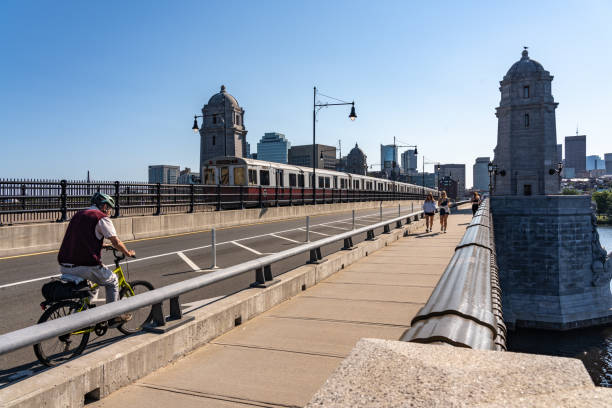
[0,200,421,258]
[0,212,428,407]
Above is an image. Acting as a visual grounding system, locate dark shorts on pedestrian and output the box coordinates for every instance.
[425,212,434,217]
[440,208,447,216]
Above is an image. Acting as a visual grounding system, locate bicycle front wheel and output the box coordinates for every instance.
[33,300,90,367]
[118,280,154,335]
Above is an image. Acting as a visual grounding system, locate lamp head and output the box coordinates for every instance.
[349,104,357,121]
[192,116,199,133]
[488,161,493,173]
[414,146,418,155]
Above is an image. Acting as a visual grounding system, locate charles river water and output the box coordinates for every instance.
[507,226,612,387]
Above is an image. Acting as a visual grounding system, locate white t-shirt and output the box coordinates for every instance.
[88,205,117,240]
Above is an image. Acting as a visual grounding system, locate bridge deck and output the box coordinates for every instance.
[92,207,472,407]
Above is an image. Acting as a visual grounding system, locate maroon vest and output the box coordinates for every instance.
[58,209,107,266]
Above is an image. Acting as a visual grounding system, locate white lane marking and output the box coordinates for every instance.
[334,221,369,227]
[3,207,419,288]
[298,228,330,236]
[231,241,263,255]
[0,274,59,289]
[320,224,348,231]
[178,251,200,271]
[269,233,300,244]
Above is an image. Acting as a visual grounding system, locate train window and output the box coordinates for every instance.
[234,167,246,185]
[260,170,270,186]
[325,177,330,188]
[318,176,324,188]
[220,167,230,185]
[248,169,258,185]
[278,170,284,187]
[289,174,297,187]
[340,179,345,189]
[204,169,215,185]
[333,176,338,189]
[298,174,305,187]
[354,180,359,189]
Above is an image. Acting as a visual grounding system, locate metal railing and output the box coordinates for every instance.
[0,178,435,225]
[0,206,432,356]
[400,198,506,350]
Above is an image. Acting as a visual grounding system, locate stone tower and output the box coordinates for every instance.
[492,50,612,330]
[198,85,248,171]
[493,48,560,196]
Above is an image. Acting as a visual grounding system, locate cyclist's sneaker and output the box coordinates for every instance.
[108,313,133,328]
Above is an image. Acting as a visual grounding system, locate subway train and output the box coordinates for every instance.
[200,157,437,207]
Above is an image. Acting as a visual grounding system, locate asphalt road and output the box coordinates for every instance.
[0,204,421,386]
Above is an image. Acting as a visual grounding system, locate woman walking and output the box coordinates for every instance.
[471,192,481,216]
[437,191,451,233]
[422,193,437,233]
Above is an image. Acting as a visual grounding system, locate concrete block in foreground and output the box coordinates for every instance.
[306,338,612,407]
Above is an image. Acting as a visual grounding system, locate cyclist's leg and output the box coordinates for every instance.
[90,265,119,303]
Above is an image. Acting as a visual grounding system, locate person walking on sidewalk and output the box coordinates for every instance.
[437,191,452,233]
[471,192,481,216]
[422,193,437,233]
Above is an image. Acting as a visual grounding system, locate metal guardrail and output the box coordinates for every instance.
[0,178,436,225]
[401,198,506,351]
[0,206,435,356]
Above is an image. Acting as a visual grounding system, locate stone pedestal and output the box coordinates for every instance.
[492,195,612,330]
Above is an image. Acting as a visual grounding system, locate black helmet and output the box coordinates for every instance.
[91,192,116,209]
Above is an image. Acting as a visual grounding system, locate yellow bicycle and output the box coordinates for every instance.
[34,246,154,366]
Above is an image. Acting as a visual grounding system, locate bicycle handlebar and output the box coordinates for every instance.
[102,245,136,261]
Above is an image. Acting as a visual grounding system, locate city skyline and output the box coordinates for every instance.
[1,1,611,188]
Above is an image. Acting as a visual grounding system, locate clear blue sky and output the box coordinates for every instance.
[1,1,611,187]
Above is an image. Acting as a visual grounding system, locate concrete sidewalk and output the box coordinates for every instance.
[92,208,472,408]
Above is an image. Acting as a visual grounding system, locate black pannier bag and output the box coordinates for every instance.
[41,279,91,301]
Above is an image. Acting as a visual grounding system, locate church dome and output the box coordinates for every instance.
[505,49,545,79]
[349,143,365,157]
[207,85,240,109]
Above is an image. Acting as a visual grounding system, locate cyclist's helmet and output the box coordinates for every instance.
[91,192,116,209]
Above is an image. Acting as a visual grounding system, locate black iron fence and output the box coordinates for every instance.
[0,179,431,226]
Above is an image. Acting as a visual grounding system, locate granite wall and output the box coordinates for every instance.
[491,195,612,330]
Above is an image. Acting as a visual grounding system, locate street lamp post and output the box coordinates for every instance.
[313,87,356,204]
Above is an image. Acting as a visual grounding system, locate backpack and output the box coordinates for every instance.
[41,279,92,301]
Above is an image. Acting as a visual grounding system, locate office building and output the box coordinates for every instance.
[565,135,587,177]
[401,149,417,172]
[288,144,337,170]
[177,168,200,184]
[149,165,180,184]
[605,153,612,175]
[256,132,291,164]
[473,157,490,192]
[439,164,466,198]
[587,155,605,171]
[380,144,398,172]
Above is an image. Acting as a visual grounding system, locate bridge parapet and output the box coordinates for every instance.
[401,199,506,350]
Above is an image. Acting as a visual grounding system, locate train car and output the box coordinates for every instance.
[201,156,438,208]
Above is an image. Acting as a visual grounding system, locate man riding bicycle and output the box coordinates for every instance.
[57,192,135,326]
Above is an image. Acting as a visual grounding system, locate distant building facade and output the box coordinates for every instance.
[288,144,336,170]
[565,135,587,178]
[439,164,466,198]
[257,132,290,164]
[178,168,200,184]
[345,143,367,175]
[586,155,605,171]
[401,149,417,172]
[149,165,180,184]
[557,144,562,165]
[605,153,612,174]
[197,85,248,172]
[473,157,490,192]
[439,176,458,200]
[380,144,398,172]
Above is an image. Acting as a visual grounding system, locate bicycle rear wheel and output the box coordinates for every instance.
[33,300,90,367]
[118,280,154,334]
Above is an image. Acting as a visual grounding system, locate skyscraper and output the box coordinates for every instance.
[257,132,291,164]
[401,149,417,172]
[380,145,398,172]
[605,153,612,175]
[565,135,586,177]
[288,144,336,169]
[473,157,490,192]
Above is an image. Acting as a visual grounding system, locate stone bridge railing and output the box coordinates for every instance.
[401,198,506,350]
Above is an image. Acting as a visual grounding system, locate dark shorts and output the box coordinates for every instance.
[440,208,447,216]
[425,212,434,217]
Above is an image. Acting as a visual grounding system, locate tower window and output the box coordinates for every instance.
[523,86,530,98]
[524,113,530,128]
[213,115,217,124]
[212,135,216,145]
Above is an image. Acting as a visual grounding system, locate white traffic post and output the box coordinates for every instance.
[211,228,218,269]
[380,203,383,221]
[306,216,310,242]
[352,209,355,230]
